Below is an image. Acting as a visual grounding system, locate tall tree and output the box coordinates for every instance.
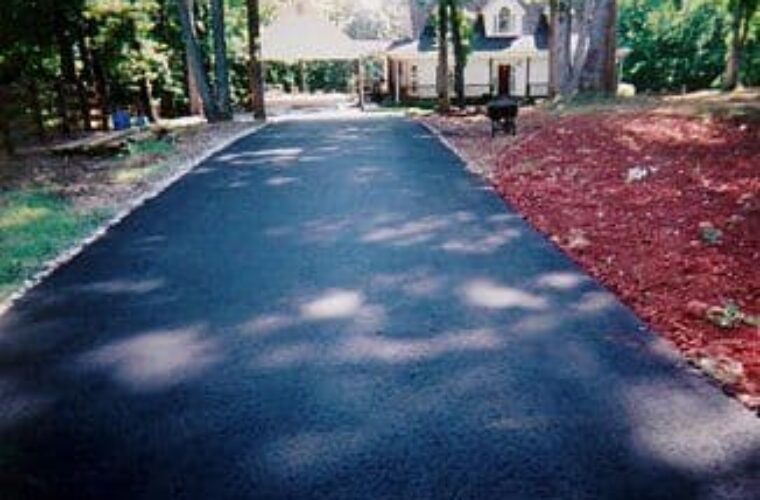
[436,0,450,113]
[247,0,267,120]
[548,0,619,98]
[448,0,467,108]
[210,0,233,119]
[174,0,222,121]
[579,0,618,93]
[723,0,759,90]
[185,0,204,115]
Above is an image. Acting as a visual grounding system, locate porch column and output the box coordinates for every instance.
[394,60,401,104]
[526,57,531,97]
[488,58,494,96]
[357,58,365,110]
[382,56,389,94]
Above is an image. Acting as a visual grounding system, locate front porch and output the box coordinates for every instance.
[385,54,550,103]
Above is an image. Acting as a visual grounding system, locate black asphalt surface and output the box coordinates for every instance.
[1,117,758,500]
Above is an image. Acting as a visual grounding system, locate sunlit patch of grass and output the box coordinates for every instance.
[0,191,109,300]
[111,163,166,185]
[127,138,175,157]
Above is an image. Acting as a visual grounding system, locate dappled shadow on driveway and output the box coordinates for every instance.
[0,119,758,499]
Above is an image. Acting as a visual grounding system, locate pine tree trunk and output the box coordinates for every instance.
[548,0,560,98]
[91,47,111,130]
[211,0,233,119]
[27,77,46,141]
[185,0,204,116]
[723,3,742,91]
[139,78,159,122]
[449,0,466,109]
[0,87,13,155]
[175,0,221,121]
[76,30,98,130]
[437,0,450,113]
[247,0,267,120]
[579,0,617,95]
[54,21,74,135]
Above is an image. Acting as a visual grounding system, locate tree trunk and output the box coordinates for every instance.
[175,0,221,121]
[211,0,233,119]
[437,0,450,113]
[247,0,267,120]
[548,0,560,97]
[1,120,13,156]
[54,22,75,135]
[27,78,46,141]
[185,0,204,115]
[0,87,13,156]
[76,30,99,130]
[91,47,111,130]
[449,0,466,109]
[139,77,159,122]
[56,21,91,131]
[579,0,617,95]
[723,2,742,91]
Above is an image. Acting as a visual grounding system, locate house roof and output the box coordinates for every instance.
[262,4,363,62]
[387,6,549,59]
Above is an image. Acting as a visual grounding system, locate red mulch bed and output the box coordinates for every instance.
[424,106,760,409]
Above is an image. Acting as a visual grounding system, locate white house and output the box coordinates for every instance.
[386,0,550,101]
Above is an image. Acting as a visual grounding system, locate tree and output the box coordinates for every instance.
[449,0,468,108]
[723,0,759,90]
[579,0,618,93]
[619,0,729,92]
[436,0,450,113]
[210,0,233,118]
[548,0,619,98]
[184,0,204,115]
[174,0,222,121]
[247,0,267,120]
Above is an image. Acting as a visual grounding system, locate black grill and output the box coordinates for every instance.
[486,97,519,137]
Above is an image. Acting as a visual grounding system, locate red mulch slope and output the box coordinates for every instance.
[490,110,760,407]
[426,109,760,408]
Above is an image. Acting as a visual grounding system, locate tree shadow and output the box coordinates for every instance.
[0,117,757,500]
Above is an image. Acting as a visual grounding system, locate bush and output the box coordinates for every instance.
[619,0,728,92]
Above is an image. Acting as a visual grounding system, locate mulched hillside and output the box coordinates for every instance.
[422,98,760,409]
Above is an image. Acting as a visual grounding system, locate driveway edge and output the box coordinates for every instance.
[416,117,760,415]
[0,121,269,318]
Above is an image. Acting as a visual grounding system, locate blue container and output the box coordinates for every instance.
[112,110,131,131]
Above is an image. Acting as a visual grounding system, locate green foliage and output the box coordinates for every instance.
[619,0,730,92]
[0,191,108,299]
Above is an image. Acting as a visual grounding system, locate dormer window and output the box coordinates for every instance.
[484,0,523,37]
[497,7,512,33]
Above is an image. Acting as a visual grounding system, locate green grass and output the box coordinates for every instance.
[0,191,109,300]
[126,138,175,157]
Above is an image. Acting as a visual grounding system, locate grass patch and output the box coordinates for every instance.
[111,162,167,185]
[0,191,109,300]
[127,138,175,156]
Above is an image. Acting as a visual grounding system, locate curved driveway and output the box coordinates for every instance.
[0,117,758,499]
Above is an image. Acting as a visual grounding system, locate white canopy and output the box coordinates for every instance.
[262,4,363,62]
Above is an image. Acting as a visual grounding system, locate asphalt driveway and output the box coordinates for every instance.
[0,117,757,499]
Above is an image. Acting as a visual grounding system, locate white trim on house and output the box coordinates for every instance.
[482,0,526,38]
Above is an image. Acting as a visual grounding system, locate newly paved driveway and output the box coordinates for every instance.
[1,117,757,499]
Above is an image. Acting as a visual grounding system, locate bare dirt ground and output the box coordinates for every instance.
[0,121,254,214]
[421,89,760,409]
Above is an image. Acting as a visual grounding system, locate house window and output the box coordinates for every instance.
[411,65,419,94]
[497,7,512,33]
